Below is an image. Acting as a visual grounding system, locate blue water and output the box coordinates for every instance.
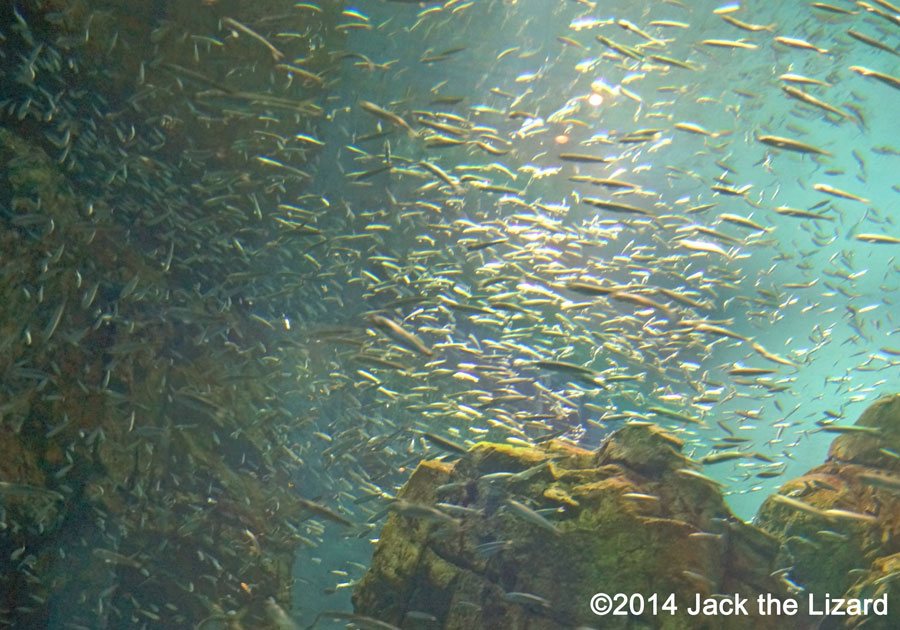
[2,0,898,627]
[289,0,900,623]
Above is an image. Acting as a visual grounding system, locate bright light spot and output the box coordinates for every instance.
[554,134,569,144]
[588,92,604,106]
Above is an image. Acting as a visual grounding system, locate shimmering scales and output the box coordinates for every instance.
[2,0,899,627]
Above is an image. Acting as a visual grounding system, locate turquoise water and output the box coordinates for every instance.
[1,0,899,627]
[295,0,900,622]
[314,0,899,515]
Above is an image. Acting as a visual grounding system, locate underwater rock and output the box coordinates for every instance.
[835,552,900,630]
[827,394,900,468]
[0,0,339,618]
[755,394,900,625]
[354,423,801,629]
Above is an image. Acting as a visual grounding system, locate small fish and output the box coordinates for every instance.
[650,20,690,28]
[351,354,411,373]
[751,342,797,367]
[295,497,353,527]
[582,197,653,216]
[92,548,144,569]
[596,35,645,60]
[727,365,778,376]
[771,494,826,517]
[359,101,419,137]
[676,238,733,259]
[43,299,66,342]
[757,134,832,156]
[702,38,759,49]
[244,529,261,555]
[390,499,461,530]
[648,54,696,70]
[558,152,613,163]
[773,206,833,221]
[849,65,900,92]
[718,213,770,232]
[816,530,849,542]
[721,15,776,32]
[683,321,751,342]
[817,424,881,435]
[811,2,858,14]
[774,36,829,54]
[466,237,509,252]
[623,492,661,502]
[256,156,312,179]
[779,73,831,87]
[222,17,285,60]
[701,451,747,464]
[617,19,665,45]
[846,29,900,58]
[858,471,900,491]
[435,502,483,517]
[418,159,463,193]
[275,63,324,85]
[504,591,552,610]
[674,121,718,137]
[855,233,900,244]
[418,431,469,455]
[556,35,585,49]
[647,406,704,425]
[780,85,850,119]
[812,183,870,203]
[367,314,433,356]
[347,164,393,181]
[529,359,597,377]
[475,540,514,557]
[823,508,877,523]
[504,498,560,534]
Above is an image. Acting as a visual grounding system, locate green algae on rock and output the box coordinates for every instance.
[755,394,900,628]
[354,423,799,630]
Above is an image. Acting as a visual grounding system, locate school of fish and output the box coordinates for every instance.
[1,0,900,627]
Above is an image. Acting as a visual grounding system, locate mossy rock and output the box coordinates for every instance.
[594,422,692,477]
[838,553,900,630]
[828,394,900,468]
[467,442,551,474]
[356,424,798,629]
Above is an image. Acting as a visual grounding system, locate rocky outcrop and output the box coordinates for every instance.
[0,1,340,626]
[355,397,900,629]
[354,423,803,630]
[0,122,300,630]
[756,394,900,630]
